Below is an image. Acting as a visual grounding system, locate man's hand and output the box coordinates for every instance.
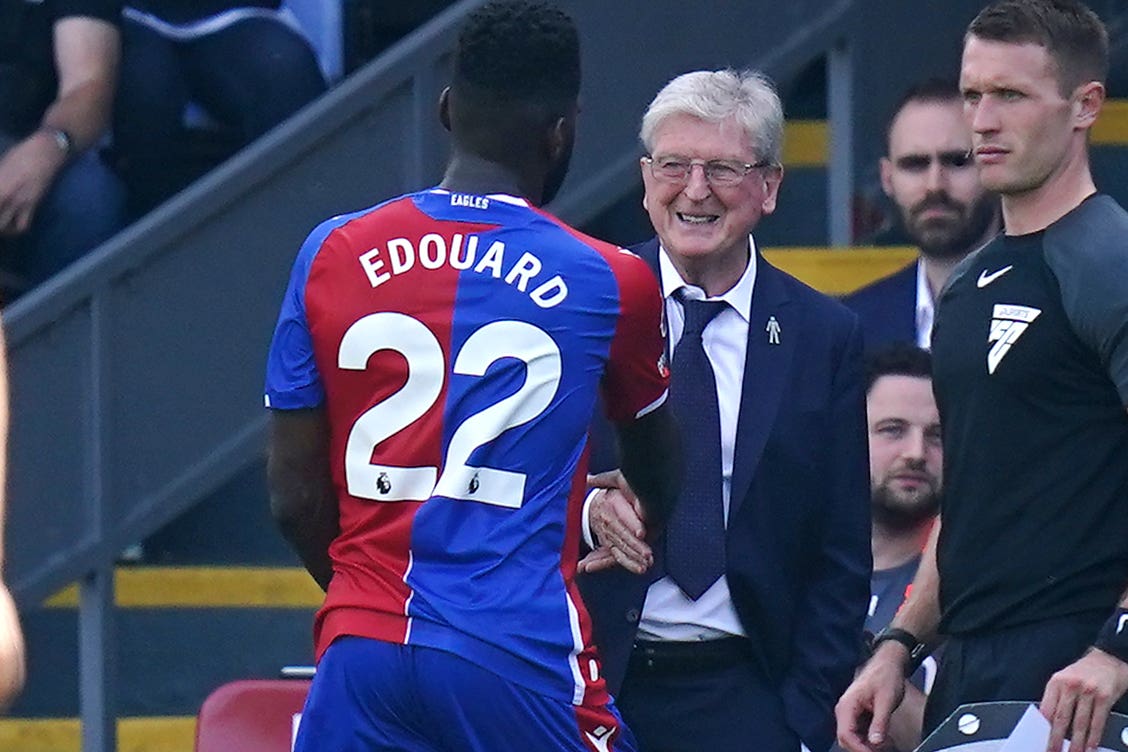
[576,471,653,575]
[1040,648,1128,752]
[0,133,66,236]
[835,644,908,751]
[0,583,26,712]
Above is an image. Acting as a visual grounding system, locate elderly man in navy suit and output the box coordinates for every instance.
[843,80,999,350]
[577,69,871,752]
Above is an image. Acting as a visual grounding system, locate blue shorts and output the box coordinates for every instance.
[294,636,638,752]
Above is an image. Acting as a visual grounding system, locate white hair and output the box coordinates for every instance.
[639,69,784,164]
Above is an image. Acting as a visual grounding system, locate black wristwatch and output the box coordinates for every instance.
[870,627,928,676]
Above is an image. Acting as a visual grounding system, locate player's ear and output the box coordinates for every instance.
[438,87,452,132]
[1072,80,1104,131]
[759,164,783,216]
[879,157,895,197]
[546,107,577,163]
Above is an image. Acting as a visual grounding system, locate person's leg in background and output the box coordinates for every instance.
[112,18,193,218]
[184,16,327,146]
[16,150,126,286]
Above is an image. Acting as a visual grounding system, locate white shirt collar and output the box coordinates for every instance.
[656,236,757,322]
[914,259,935,349]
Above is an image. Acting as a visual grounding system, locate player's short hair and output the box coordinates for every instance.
[453,0,580,111]
[884,78,962,152]
[639,69,784,166]
[967,0,1108,94]
[865,343,933,394]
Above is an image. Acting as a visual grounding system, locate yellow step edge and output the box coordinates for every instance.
[781,99,1128,167]
[42,566,323,609]
[783,120,827,166]
[1093,99,1128,145]
[763,246,918,296]
[0,716,195,752]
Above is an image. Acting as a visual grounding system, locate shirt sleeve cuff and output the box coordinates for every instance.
[582,488,601,549]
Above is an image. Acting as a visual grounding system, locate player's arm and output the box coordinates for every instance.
[615,402,680,531]
[1040,583,1128,752]
[584,250,681,570]
[267,408,337,592]
[837,519,942,752]
[886,681,927,751]
[1037,226,1128,752]
[579,406,680,576]
[0,324,25,711]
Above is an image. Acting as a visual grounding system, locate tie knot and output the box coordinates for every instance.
[680,297,728,338]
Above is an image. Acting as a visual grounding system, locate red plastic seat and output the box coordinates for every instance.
[194,679,312,752]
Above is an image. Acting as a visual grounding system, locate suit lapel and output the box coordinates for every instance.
[896,261,920,344]
[632,238,796,523]
[728,256,796,521]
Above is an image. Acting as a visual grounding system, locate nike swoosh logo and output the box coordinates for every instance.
[1118,614,1128,634]
[977,265,1014,288]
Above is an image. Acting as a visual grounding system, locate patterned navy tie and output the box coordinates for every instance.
[665,295,728,600]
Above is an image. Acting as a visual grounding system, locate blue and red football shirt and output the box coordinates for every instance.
[265,189,668,707]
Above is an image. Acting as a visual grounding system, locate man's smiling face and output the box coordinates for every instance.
[641,113,780,281]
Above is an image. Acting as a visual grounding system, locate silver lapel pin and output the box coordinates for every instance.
[766,316,781,345]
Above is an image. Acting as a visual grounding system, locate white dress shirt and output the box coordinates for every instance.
[633,238,760,642]
[915,260,935,350]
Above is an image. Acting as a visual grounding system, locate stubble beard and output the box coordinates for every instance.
[871,481,941,532]
[908,191,999,261]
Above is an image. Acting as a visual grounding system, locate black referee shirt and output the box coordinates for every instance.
[931,194,1128,636]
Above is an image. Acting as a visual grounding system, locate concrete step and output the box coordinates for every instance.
[1,566,320,751]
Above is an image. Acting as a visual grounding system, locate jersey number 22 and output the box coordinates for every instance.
[339,311,562,509]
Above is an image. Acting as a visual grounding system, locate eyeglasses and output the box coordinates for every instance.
[644,155,775,186]
[893,151,973,171]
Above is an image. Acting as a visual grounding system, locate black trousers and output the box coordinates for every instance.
[617,638,800,752]
[924,612,1128,734]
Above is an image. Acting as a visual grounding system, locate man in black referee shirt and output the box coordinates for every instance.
[836,2,1128,752]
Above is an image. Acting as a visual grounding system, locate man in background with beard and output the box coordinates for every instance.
[845,80,999,350]
[847,343,942,752]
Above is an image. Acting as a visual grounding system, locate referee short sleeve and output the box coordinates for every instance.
[1045,196,1128,404]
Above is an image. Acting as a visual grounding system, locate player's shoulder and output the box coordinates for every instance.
[299,193,417,260]
[1042,196,1128,333]
[318,193,423,240]
[1045,194,1128,270]
[530,212,659,293]
[534,209,639,263]
[944,235,1000,295]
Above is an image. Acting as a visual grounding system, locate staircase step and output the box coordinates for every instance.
[0,716,195,752]
[762,246,917,295]
[42,566,322,609]
[1094,100,1128,145]
[7,564,319,752]
[775,99,1128,169]
[14,604,316,718]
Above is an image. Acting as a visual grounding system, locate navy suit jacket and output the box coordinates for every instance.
[578,238,872,752]
[839,260,919,351]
